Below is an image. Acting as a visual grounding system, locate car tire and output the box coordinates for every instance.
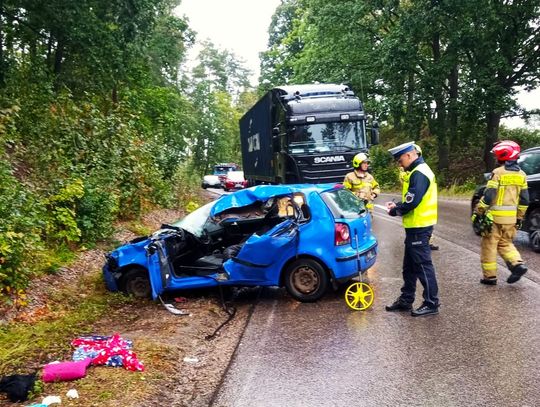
[528,209,540,252]
[120,268,151,298]
[284,258,328,302]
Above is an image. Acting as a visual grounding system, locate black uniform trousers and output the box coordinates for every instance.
[400,226,439,308]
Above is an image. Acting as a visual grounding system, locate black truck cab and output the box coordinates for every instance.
[240,84,378,185]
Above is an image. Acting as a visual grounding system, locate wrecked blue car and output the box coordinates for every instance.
[103,184,377,302]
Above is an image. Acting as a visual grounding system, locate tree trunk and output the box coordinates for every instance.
[0,1,4,88]
[431,30,449,176]
[484,111,500,171]
[53,38,64,91]
[448,65,459,146]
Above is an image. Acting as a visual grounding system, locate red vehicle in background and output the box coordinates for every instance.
[213,163,239,185]
[223,171,248,191]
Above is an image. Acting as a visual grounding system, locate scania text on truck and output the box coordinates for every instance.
[239,83,379,185]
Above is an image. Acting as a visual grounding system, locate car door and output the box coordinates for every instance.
[145,239,173,299]
[223,218,300,284]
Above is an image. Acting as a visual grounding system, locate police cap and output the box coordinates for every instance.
[388,141,416,160]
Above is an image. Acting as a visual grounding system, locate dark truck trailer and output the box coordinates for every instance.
[239,83,378,185]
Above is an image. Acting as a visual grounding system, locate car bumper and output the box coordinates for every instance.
[103,265,119,292]
[333,242,378,280]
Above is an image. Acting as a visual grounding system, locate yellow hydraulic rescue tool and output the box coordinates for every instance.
[344,232,374,310]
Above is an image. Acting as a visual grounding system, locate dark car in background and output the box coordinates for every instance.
[471,146,540,252]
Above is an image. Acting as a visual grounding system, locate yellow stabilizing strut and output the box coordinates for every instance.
[345,231,374,310]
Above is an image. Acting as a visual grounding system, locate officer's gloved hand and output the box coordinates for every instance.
[516,219,523,229]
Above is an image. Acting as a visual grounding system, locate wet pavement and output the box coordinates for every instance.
[212,195,539,407]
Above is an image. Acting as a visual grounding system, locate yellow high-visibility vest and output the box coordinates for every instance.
[402,163,437,228]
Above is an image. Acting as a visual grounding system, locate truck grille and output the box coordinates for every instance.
[299,165,351,183]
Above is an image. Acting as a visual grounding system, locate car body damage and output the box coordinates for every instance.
[103,184,378,302]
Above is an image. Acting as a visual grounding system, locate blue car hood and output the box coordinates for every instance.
[211,185,296,216]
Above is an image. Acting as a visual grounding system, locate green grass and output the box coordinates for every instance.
[0,272,133,375]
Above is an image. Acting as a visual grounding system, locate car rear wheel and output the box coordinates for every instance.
[120,268,151,298]
[284,258,328,302]
[528,209,540,252]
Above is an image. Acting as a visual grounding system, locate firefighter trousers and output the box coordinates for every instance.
[480,223,523,279]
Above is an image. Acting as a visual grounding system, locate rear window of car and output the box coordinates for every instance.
[321,189,367,219]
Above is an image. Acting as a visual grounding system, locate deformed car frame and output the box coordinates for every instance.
[103,184,378,303]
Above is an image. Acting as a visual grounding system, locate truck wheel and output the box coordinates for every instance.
[284,258,328,302]
[120,268,151,298]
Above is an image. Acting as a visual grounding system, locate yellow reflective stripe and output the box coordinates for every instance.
[481,262,497,271]
[486,180,498,188]
[518,205,528,211]
[343,180,352,189]
[490,210,517,217]
[499,174,526,186]
[496,187,502,206]
[366,203,374,209]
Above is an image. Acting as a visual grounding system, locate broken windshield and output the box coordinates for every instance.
[287,121,365,154]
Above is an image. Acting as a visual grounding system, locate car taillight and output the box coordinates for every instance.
[334,223,350,246]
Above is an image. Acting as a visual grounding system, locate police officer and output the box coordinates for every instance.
[473,140,529,285]
[343,153,380,214]
[385,141,440,316]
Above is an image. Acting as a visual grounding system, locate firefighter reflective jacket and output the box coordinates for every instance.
[402,163,438,228]
[477,163,528,224]
[343,170,380,203]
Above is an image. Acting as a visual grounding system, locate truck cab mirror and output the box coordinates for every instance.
[370,127,379,146]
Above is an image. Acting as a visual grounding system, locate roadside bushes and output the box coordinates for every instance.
[0,86,200,298]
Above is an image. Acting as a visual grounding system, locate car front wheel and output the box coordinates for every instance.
[120,268,151,298]
[284,258,328,302]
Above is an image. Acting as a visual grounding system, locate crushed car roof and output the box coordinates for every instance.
[210,183,341,216]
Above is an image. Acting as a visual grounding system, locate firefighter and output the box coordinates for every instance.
[385,141,440,316]
[472,140,529,285]
[343,153,380,214]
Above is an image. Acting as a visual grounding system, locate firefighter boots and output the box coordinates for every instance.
[480,277,497,285]
[507,264,527,284]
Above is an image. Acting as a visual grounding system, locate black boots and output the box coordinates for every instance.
[480,277,497,285]
[507,264,527,284]
[385,298,412,312]
[411,304,439,317]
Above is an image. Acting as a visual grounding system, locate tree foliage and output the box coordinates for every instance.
[261,0,540,177]
[0,1,250,296]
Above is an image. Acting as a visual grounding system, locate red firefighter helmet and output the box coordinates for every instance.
[491,140,520,161]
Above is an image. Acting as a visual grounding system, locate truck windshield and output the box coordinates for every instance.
[287,121,365,154]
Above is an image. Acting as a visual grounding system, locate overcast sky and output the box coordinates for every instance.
[175,0,281,85]
[175,0,537,129]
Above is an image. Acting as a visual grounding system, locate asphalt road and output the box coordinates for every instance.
[211,194,539,407]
